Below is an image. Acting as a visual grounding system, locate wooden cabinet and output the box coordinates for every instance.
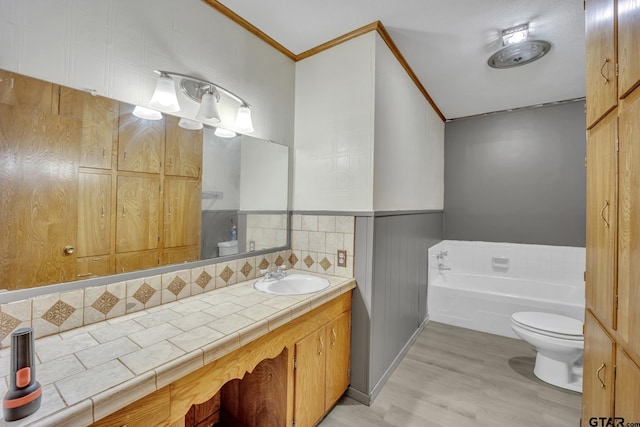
[585,111,618,329]
[117,103,164,173]
[165,115,203,178]
[59,87,118,169]
[294,311,351,426]
[91,386,170,427]
[585,0,617,128]
[584,4,640,422]
[161,246,200,266]
[582,312,614,426]
[0,69,58,114]
[116,176,161,253]
[76,256,112,279]
[77,173,111,257]
[164,177,201,249]
[617,0,640,98]
[115,250,159,274]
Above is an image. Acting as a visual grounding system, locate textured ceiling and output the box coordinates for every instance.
[217,0,586,120]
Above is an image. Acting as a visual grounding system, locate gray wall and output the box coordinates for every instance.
[201,211,239,259]
[350,211,443,403]
[444,101,586,247]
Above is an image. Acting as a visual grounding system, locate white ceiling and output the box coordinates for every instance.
[217,0,586,120]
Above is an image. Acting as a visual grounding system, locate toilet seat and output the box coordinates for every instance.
[512,312,583,341]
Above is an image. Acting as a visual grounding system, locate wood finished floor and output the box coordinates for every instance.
[320,321,581,427]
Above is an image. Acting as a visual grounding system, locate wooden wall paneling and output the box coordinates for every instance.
[117,103,164,173]
[0,104,80,289]
[586,111,618,328]
[585,0,617,128]
[325,311,351,410]
[220,350,287,427]
[116,175,161,253]
[294,327,327,427]
[616,88,640,355]
[581,311,615,426]
[165,115,203,178]
[77,172,111,257]
[0,69,57,113]
[58,87,118,169]
[617,0,640,98]
[615,349,640,421]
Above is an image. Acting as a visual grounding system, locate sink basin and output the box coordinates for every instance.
[254,273,330,296]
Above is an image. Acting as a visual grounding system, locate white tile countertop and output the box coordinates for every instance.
[0,271,356,427]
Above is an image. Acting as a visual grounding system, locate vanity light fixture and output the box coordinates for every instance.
[178,118,204,130]
[214,127,237,138]
[149,70,255,133]
[132,105,163,120]
[149,72,181,112]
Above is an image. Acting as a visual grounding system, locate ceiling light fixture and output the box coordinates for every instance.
[214,127,237,138]
[148,70,254,133]
[502,24,529,46]
[488,23,551,69]
[132,105,163,120]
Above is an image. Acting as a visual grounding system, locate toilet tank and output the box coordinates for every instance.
[217,240,239,257]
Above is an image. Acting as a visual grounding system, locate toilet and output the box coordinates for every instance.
[511,312,583,393]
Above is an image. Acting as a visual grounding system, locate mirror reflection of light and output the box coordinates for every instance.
[215,127,237,138]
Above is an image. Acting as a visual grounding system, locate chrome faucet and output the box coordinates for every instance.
[259,265,287,280]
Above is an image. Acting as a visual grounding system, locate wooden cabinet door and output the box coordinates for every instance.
[161,246,199,266]
[617,89,640,355]
[76,256,112,280]
[115,251,159,274]
[585,0,617,127]
[618,0,640,98]
[77,173,111,257]
[615,349,640,422]
[0,104,79,289]
[165,115,203,178]
[582,311,615,426]
[0,69,57,113]
[164,177,201,249]
[325,312,350,410]
[586,112,617,328]
[116,176,160,253]
[117,103,163,173]
[294,328,326,427]
[58,87,118,169]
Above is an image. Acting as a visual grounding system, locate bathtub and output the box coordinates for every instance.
[427,240,585,339]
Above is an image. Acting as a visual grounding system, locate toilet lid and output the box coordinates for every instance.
[512,312,583,337]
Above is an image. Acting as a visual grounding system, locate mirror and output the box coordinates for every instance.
[0,68,289,292]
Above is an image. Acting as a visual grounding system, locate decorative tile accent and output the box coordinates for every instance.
[240,262,253,278]
[304,255,315,268]
[42,300,76,327]
[195,271,213,289]
[168,277,187,296]
[0,312,20,339]
[274,255,285,267]
[258,258,269,270]
[91,291,119,315]
[133,283,156,305]
[288,252,299,267]
[320,257,332,271]
[220,266,234,283]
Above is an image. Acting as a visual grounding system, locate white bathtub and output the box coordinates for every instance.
[427,241,585,339]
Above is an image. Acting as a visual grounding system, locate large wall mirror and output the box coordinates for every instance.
[0,68,289,294]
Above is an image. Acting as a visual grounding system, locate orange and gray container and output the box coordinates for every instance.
[3,328,42,421]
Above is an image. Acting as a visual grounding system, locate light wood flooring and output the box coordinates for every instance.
[320,321,582,427]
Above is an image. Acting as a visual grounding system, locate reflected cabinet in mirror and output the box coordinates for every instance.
[0,69,289,291]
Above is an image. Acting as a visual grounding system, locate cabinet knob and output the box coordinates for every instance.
[63,245,75,255]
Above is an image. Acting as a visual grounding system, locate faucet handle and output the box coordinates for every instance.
[259,268,271,276]
[276,264,287,271]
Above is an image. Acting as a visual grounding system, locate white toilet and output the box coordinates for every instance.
[511,312,583,393]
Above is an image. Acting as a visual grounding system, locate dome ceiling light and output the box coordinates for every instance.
[488,23,552,69]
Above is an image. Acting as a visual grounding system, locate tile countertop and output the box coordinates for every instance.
[0,271,356,427]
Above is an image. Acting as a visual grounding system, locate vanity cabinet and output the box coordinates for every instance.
[294,311,351,426]
[90,386,171,427]
[584,1,640,424]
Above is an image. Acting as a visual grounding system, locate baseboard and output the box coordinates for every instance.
[346,316,430,406]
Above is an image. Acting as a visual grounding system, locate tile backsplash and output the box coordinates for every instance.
[0,250,290,346]
[290,214,355,278]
